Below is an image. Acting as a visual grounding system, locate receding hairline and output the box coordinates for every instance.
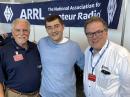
[11,18,30,30]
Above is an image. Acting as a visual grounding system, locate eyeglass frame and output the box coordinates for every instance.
[85,29,106,38]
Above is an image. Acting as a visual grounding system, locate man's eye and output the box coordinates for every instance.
[23,29,28,32]
[15,29,20,32]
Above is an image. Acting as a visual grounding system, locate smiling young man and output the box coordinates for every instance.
[83,16,130,97]
[0,18,41,97]
[38,15,84,97]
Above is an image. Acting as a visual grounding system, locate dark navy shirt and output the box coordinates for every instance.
[0,39,42,93]
[0,35,4,46]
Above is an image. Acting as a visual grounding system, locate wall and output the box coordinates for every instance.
[0,0,130,52]
[123,0,130,51]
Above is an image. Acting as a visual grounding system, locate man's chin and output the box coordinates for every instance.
[51,37,58,41]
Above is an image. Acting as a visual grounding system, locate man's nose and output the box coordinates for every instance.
[52,27,56,32]
[19,30,24,35]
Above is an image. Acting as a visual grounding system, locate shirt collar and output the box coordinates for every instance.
[58,37,68,44]
[12,38,32,51]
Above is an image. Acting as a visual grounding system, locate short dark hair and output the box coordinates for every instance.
[45,14,64,27]
[84,16,108,32]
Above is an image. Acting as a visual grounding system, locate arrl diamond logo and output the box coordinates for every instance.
[4,5,13,22]
[107,0,117,25]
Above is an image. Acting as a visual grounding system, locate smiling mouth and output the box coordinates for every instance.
[18,37,25,39]
[52,32,59,36]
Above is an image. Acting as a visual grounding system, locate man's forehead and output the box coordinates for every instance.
[46,19,60,25]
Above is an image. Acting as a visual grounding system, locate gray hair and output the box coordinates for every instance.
[11,18,30,32]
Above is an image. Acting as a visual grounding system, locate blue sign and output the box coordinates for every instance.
[0,0,122,29]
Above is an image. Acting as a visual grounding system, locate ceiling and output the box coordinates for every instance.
[0,0,50,3]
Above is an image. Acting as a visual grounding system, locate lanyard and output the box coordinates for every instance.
[90,41,109,74]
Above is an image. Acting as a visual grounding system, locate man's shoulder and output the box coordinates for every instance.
[69,39,79,46]
[1,40,12,48]
[27,41,38,50]
[67,39,82,51]
[109,41,130,57]
[0,41,13,55]
[39,36,48,42]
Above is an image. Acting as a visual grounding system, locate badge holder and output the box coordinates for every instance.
[13,51,24,62]
[88,73,96,82]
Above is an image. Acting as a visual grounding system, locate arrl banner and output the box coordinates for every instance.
[0,0,122,29]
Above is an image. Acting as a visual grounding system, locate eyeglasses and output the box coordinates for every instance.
[85,29,105,38]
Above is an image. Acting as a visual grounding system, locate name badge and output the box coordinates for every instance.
[13,51,24,62]
[88,73,96,82]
